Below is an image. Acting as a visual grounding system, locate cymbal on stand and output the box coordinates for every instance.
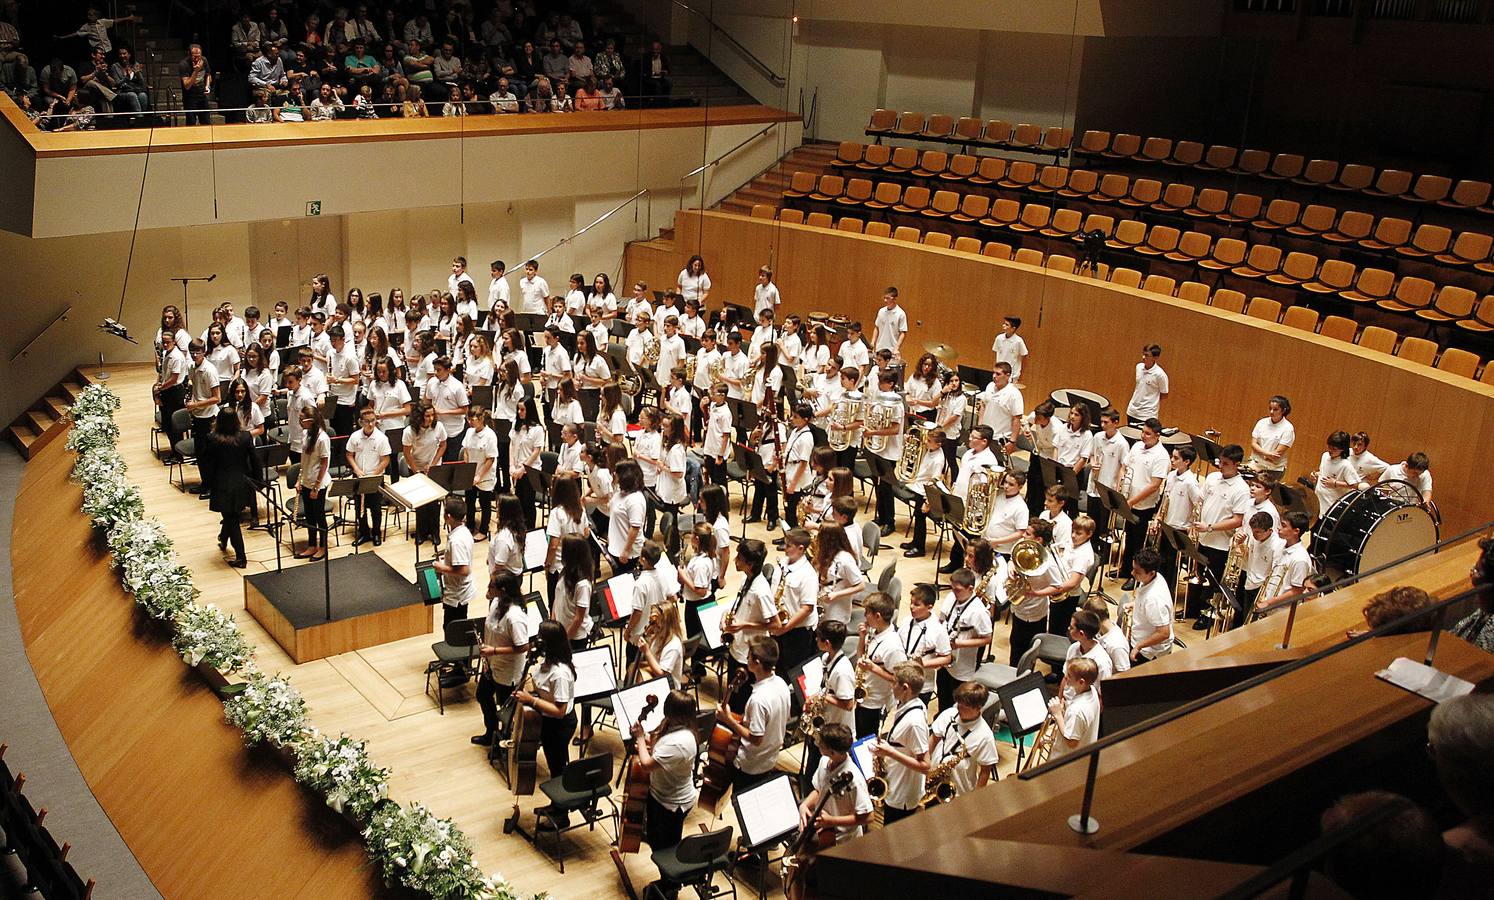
[923,341,958,364]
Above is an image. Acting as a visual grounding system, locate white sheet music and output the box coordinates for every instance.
[612,676,670,735]
[523,528,549,572]
[734,774,801,849]
[524,601,542,636]
[381,472,446,509]
[603,572,637,620]
[695,599,726,650]
[1011,686,1048,733]
[1377,657,1475,703]
[849,734,877,777]
[798,656,825,698]
[572,647,617,700]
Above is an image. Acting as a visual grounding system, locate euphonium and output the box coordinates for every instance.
[919,743,973,808]
[861,392,900,454]
[892,423,927,482]
[642,332,660,368]
[961,467,997,533]
[827,391,863,452]
[1004,538,1048,608]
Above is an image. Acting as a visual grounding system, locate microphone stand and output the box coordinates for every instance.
[169,274,218,323]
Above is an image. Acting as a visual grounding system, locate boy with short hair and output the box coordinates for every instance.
[925,681,999,799]
[991,315,1029,384]
[799,723,872,843]
[870,662,930,824]
[854,593,906,737]
[1052,657,1101,754]
[899,584,951,706]
[1255,511,1314,618]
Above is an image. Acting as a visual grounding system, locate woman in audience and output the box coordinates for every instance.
[205,409,255,569]
[1428,693,1494,893]
[1347,585,1436,639]
[1452,536,1494,654]
[398,81,428,117]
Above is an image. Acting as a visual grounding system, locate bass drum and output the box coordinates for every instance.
[1313,480,1439,577]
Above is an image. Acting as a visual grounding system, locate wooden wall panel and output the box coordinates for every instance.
[629,212,1494,534]
[13,444,391,900]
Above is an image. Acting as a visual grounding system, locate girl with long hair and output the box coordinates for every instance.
[402,399,447,543]
[608,460,647,573]
[473,571,530,747]
[597,381,627,446]
[813,523,867,625]
[678,521,719,678]
[513,620,577,804]
[509,398,545,529]
[697,483,732,577]
[296,404,332,560]
[226,377,265,439]
[545,475,590,601]
[637,600,685,688]
[465,333,496,389]
[500,327,532,383]
[492,358,524,492]
[207,408,255,568]
[461,406,499,541]
[367,357,410,483]
[488,494,527,579]
[721,539,772,712]
[572,330,611,421]
[242,343,274,419]
[628,688,699,862]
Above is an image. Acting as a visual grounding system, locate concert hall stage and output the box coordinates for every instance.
[244,554,433,663]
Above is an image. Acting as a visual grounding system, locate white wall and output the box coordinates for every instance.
[797,19,884,143]
[883,27,981,121]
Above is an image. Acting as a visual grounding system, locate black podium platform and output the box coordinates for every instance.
[244,553,433,663]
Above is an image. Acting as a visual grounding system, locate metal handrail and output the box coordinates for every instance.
[671,0,788,87]
[525,189,650,266]
[11,307,71,362]
[1021,518,1491,781]
[679,121,779,181]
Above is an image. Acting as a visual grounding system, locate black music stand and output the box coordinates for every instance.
[469,384,495,411]
[249,442,291,571]
[1095,482,1136,527]
[996,671,1052,772]
[926,484,965,588]
[513,313,546,334]
[428,462,477,551]
[1166,523,1212,621]
[1191,432,1224,468]
[682,335,701,355]
[278,344,308,376]
[727,397,758,442]
[1037,455,1079,500]
[275,324,293,348]
[344,475,385,551]
[733,444,772,539]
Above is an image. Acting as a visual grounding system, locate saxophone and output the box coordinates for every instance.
[684,353,698,383]
[852,654,869,702]
[919,743,973,808]
[799,692,826,742]
[770,564,790,626]
[962,467,997,534]
[866,730,890,807]
[827,391,863,451]
[975,565,1000,617]
[892,423,927,482]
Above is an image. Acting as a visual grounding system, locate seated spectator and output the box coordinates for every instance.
[568,42,593,82]
[1452,536,1494,654]
[1320,791,1443,900]
[288,50,321,100]
[246,88,275,123]
[0,8,23,65]
[59,6,140,56]
[323,7,353,48]
[542,39,569,83]
[42,98,95,131]
[230,11,263,58]
[397,81,427,118]
[556,14,584,53]
[552,78,573,112]
[380,9,402,53]
[300,14,324,53]
[515,40,541,86]
[527,75,554,113]
[574,76,604,112]
[594,38,625,83]
[441,83,464,117]
[403,15,434,50]
[403,39,435,91]
[312,45,341,90]
[376,81,400,118]
[350,5,380,45]
[460,82,490,115]
[481,8,510,49]
[490,77,519,113]
[1,52,38,105]
[353,82,378,118]
[39,55,78,109]
[377,43,405,85]
[1428,694,1494,894]
[344,39,380,90]
[432,41,463,85]
[78,45,117,114]
[309,82,344,120]
[534,13,559,48]
[490,46,522,98]
[280,73,307,120]
[600,75,624,110]
[249,41,287,97]
[640,40,670,106]
[1347,585,1437,639]
[263,7,289,47]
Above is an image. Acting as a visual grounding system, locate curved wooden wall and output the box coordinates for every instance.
[12,441,390,899]
[629,210,1494,534]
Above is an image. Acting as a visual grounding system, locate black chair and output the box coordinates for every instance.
[533,754,617,872]
[650,826,736,900]
[424,616,483,713]
[168,408,196,489]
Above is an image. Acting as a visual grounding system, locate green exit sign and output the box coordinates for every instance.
[305,200,322,216]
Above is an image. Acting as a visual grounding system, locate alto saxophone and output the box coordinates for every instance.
[919,743,973,808]
[852,655,869,702]
[975,565,999,617]
[799,692,826,742]
[770,564,790,626]
[866,730,890,807]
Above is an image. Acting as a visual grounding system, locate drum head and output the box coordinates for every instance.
[1358,504,1438,572]
[1118,425,1143,444]
[1160,430,1193,447]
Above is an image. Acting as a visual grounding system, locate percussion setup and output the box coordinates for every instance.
[1312,479,1439,577]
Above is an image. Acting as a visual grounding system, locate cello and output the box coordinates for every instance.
[697,667,751,814]
[617,693,660,854]
[499,648,544,833]
[783,770,855,900]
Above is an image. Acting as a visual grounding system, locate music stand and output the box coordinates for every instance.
[996,671,1052,775]
[469,384,495,411]
[389,331,405,351]
[732,444,771,539]
[1095,481,1136,527]
[248,441,290,569]
[382,472,449,569]
[513,313,545,334]
[344,475,385,551]
[1168,524,1212,620]
[728,398,758,441]
[1191,432,1224,468]
[279,344,308,376]
[275,324,293,348]
[1037,455,1079,500]
[682,335,701,355]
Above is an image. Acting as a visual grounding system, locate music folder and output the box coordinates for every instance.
[275,324,293,348]
[572,646,618,701]
[381,472,446,510]
[1096,481,1137,525]
[694,598,728,651]
[997,671,1050,738]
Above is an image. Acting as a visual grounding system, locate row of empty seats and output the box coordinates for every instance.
[1073,129,1494,216]
[1,745,94,900]
[820,146,1494,274]
[781,172,1491,327]
[864,109,1073,157]
[747,203,1494,377]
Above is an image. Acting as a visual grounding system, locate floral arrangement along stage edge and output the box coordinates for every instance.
[66,385,543,900]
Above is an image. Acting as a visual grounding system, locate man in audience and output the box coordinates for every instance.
[568,41,593,82]
[1320,791,1444,900]
[349,5,381,45]
[403,14,434,49]
[431,41,462,87]
[490,77,519,113]
[249,41,287,100]
[229,10,263,58]
[641,40,670,106]
[403,38,435,93]
[178,43,213,126]
[542,39,569,84]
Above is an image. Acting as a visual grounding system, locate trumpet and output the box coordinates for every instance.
[919,743,973,808]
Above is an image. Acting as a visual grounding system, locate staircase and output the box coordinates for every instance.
[715,142,838,215]
[6,369,94,460]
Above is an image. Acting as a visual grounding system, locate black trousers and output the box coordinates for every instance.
[495,440,512,492]
[160,386,187,452]
[442,425,466,462]
[883,804,917,825]
[218,508,245,561]
[443,601,469,626]
[515,471,537,531]
[539,711,577,782]
[1048,594,1079,639]
[192,415,215,490]
[1122,505,1157,576]
[875,478,895,528]
[1010,615,1046,667]
[331,403,357,464]
[730,766,775,798]
[750,479,779,523]
[1025,458,1048,518]
[476,677,516,736]
[705,456,728,486]
[646,795,689,857]
[300,485,327,547]
[910,497,929,551]
[776,627,816,676]
[854,706,883,739]
[466,487,493,536]
[356,493,384,535]
[941,436,960,482]
[383,428,403,483]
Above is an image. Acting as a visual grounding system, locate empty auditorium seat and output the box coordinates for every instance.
[866,108,899,139]
[1435,347,1480,378]
[1120,179,1163,208]
[1395,336,1438,366]
[1141,274,1176,295]
[1327,163,1375,193]
[1008,204,1052,234]
[1228,149,1271,177]
[1153,183,1195,214]
[981,199,1022,229]
[923,231,953,248]
[999,161,1040,191]
[1211,290,1247,314]
[891,111,927,138]
[1263,153,1305,181]
[1253,198,1301,232]
[1031,166,1067,194]
[1377,276,1435,314]
[953,236,982,254]
[1442,179,1492,211]
[1363,169,1412,198]
[892,186,931,215]
[1167,141,1205,167]
[1436,231,1493,268]
[1318,315,1359,343]
[1176,281,1211,304]
[1281,306,1320,332]
[1106,219,1148,251]
[1041,208,1084,239]
[858,143,892,171]
[967,157,1007,187]
[839,178,874,206]
[1041,127,1074,154]
[1080,213,1116,239]
[1456,296,1494,334]
[1323,210,1374,244]
[981,120,1015,149]
[809,175,846,202]
[1398,224,1452,258]
[1166,231,1212,265]
[1232,245,1283,280]
[1104,133,1142,160]
[1109,268,1143,289]
[941,155,978,183]
[751,204,775,219]
[865,181,902,211]
[921,114,955,142]
[1010,123,1044,151]
[1136,226,1180,257]
[1406,174,1451,205]
[1092,173,1130,204]
[892,225,921,242]
[1185,188,1229,219]
[1200,238,1248,272]
[832,141,864,170]
[1267,252,1319,286]
[1077,130,1111,156]
[838,217,865,233]
[782,171,816,199]
[983,242,1014,260]
[1339,268,1396,305]
[779,208,805,224]
[1013,248,1044,267]
[1059,169,1099,198]
[1356,326,1397,354]
[1246,297,1283,321]
[950,117,982,147]
[1359,217,1413,252]
[864,221,892,238]
[1198,145,1238,171]
[1303,259,1356,295]
[1418,286,1477,324]
[949,194,990,224]
[886,146,920,174]
[912,150,950,178]
[1217,194,1263,224]
[1138,137,1172,164]
[1285,205,1336,238]
[1294,159,1339,189]
[1046,254,1077,274]
[923,190,961,219]
[806,212,834,228]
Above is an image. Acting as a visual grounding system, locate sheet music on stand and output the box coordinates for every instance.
[694,599,727,650]
[612,675,670,735]
[523,528,549,572]
[599,572,637,622]
[382,472,448,510]
[572,646,618,701]
[797,655,825,698]
[849,734,877,778]
[733,774,801,851]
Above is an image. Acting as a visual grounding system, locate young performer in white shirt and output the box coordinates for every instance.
[517,259,550,314]
[513,620,578,821]
[461,407,499,540]
[924,682,1000,799]
[1239,511,1283,626]
[1125,343,1169,424]
[752,265,781,317]
[472,572,531,747]
[628,689,699,873]
[990,316,1029,384]
[868,662,930,825]
[402,400,448,544]
[433,498,476,623]
[1248,394,1295,476]
[769,529,820,673]
[799,723,874,844]
[1127,548,1174,664]
[854,592,907,738]
[1120,417,1170,577]
[902,425,948,558]
[940,568,993,711]
[1192,444,1251,630]
[1373,452,1434,507]
[1052,657,1101,756]
[871,286,908,357]
[717,634,791,795]
[901,584,952,706]
[346,408,391,545]
[1083,595,1131,674]
[1253,511,1315,619]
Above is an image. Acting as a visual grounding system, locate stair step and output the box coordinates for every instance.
[42,396,69,419]
[57,381,84,402]
[7,424,38,455]
[26,409,56,433]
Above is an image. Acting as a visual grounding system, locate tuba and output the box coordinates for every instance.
[827,391,863,451]
[1004,538,1049,608]
[861,391,901,454]
[961,467,998,533]
[892,422,928,482]
[642,332,660,368]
